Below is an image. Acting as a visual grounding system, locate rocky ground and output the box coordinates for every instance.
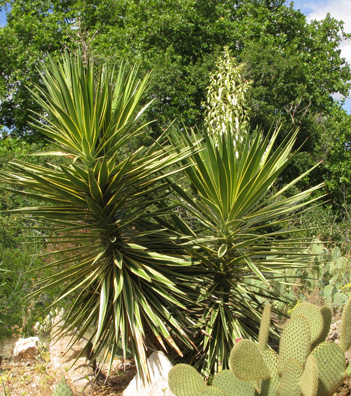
[0,337,136,396]
[0,356,136,395]
[1,318,351,395]
[1,353,351,395]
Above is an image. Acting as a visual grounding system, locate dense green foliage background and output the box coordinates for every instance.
[0,0,351,204]
[0,138,67,338]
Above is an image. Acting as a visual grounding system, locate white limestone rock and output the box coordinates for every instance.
[13,337,40,360]
[48,329,95,394]
[123,351,175,396]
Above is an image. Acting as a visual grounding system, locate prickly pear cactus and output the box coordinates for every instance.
[331,246,341,262]
[311,306,332,350]
[299,355,318,396]
[168,296,351,396]
[261,349,279,396]
[290,302,323,344]
[329,256,351,285]
[323,284,336,304]
[52,380,74,396]
[311,342,346,395]
[258,303,271,352]
[346,363,351,377]
[229,339,270,381]
[201,386,226,396]
[168,364,206,396]
[277,315,311,374]
[339,295,351,352]
[277,359,304,396]
[333,292,347,307]
[212,369,256,396]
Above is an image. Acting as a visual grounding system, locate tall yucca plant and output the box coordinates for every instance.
[168,48,324,374]
[0,53,195,380]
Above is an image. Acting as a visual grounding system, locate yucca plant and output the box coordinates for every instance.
[0,53,196,380]
[166,48,324,374]
[169,126,324,374]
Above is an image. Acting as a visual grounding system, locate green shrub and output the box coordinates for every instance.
[0,137,71,339]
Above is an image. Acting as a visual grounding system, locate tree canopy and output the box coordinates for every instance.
[0,0,351,203]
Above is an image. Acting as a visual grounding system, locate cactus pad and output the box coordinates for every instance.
[258,303,271,352]
[291,302,323,344]
[229,339,270,381]
[277,359,304,396]
[167,297,351,396]
[201,386,226,396]
[339,295,351,352]
[168,364,207,396]
[323,285,336,304]
[261,349,279,396]
[333,292,347,307]
[331,246,341,261]
[311,341,346,395]
[299,355,318,396]
[52,381,74,396]
[311,306,332,350]
[345,363,351,378]
[212,369,256,396]
[278,315,311,375]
